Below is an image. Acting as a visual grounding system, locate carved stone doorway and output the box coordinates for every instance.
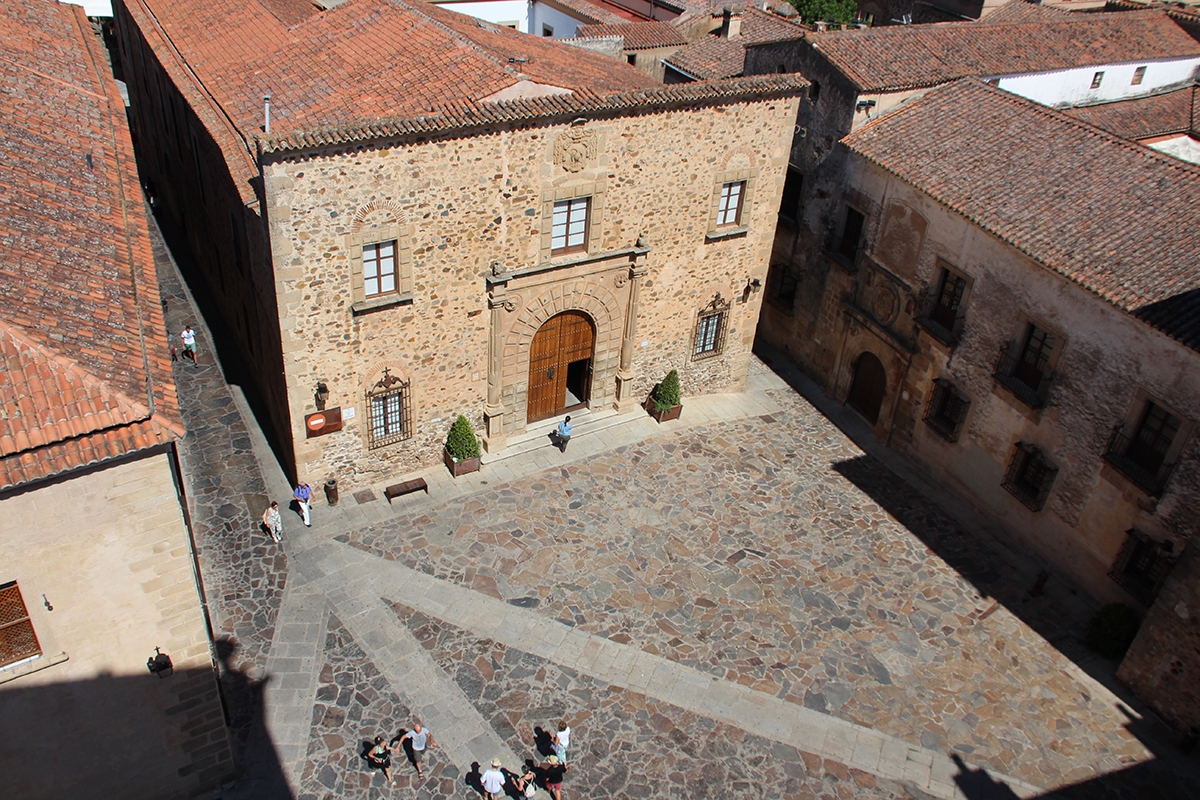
[527,311,594,423]
[846,351,887,424]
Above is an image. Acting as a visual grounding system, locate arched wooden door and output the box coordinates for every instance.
[846,351,887,424]
[527,311,594,423]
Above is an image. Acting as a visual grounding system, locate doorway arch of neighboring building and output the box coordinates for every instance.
[527,310,595,422]
[846,351,887,424]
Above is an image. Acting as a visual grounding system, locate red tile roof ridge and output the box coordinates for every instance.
[258,73,808,153]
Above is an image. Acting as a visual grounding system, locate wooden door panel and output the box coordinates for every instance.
[527,312,595,423]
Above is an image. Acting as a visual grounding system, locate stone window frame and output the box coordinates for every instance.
[539,180,605,263]
[347,222,415,315]
[916,259,974,348]
[1104,389,1193,496]
[1002,441,1059,512]
[778,166,804,230]
[705,167,758,241]
[691,293,731,362]
[993,315,1066,409]
[0,580,41,670]
[1108,528,1178,605]
[826,199,868,272]
[923,378,972,443]
[365,367,413,450]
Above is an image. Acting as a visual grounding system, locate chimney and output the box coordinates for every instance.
[723,6,742,38]
[263,94,272,135]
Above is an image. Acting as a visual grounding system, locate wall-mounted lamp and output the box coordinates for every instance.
[42,594,53,612]
[315,381,330,411]
[147,647,173,678]
[742,277,763,303]
[856,99,877,116]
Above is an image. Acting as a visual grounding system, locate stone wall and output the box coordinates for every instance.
[261,97,798,488]
[756,151,1200,608]
[0,451,232,799]
[1117,538,1200,732]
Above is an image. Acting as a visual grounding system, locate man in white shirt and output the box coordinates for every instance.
[180,325,197,364]
[480,758,506,799]
[397,722,434,778]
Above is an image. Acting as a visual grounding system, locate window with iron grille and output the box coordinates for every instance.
[924,379,971,442]
[994,323,1057,407]
[551,197,589,255]
[916,265,969,346]
[1105,400,1182,495]
[1109,529,1177,605]
[0,581,41,669]
[1002,442,1058,511]
[363,240,398,298]
[366,368,412,449]
[692,294,730,361]
[716,181,745,227]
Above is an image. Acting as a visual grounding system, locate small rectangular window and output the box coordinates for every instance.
[626,53,637,66]
[716,181,745,227]
[692,294,731,361]
[1090,71,1104,89]
[542,24,553,37]
[1105,399,1183,495]
[924,379,971,443]
[363,240,398,298]
[831,206,865,267]
[809,80,821,104]
[778,168,804,227]
[1131,66,1146,86]
[916,265,969,346]
[551,197,590,255]
[994,322,1057,407]
[1109,529,1177,605]
[1002,442,1058,511]
[366,369,412,449]
[0,581,42,669]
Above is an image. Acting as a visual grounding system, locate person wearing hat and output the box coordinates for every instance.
[480,758,506,799]
[541,754,569,800]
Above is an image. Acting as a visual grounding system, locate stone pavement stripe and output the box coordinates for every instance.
[263,579,329,791]
[311,566,522,775]
[328,542,1045,800]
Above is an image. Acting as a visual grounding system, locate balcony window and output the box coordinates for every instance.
[1105,400,1182,495]
[994,323,1058,407]
[916,264,969,346]
[1109,529,1177,605]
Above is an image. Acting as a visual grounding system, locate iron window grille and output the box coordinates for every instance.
[693,293,730,361]
[0,581,41,669]
[994,326,1056,408]
[366,368,412,449]
[924,379,971,443]
[1002,442,1058,511]
[550,197,589,255]
[1104,401,1181,496]
[717,181,746,227]
[826,206,865,272]
[1109,529,1177,605]
[363,239,398,298]
[915,272,967,346]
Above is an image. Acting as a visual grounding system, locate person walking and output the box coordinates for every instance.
[261,501,283,542]
[396,722,434,778]
[168,332,178,362]
[293,481,312,527]
[552,720,570,763]
[180,325,197,365]
[481,758,506,799]
[365,735,395,786]
[541,754,569,800]
[555,416,572,453]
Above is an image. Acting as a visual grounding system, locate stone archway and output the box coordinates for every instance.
[846,351,887,424]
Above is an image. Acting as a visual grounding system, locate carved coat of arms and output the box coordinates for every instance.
[554,127,597,173]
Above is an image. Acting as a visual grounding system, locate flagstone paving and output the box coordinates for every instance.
[334,393,1149,790]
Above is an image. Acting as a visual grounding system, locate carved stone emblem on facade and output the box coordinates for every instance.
[554,127,597,173]
[614,272,628,289]
[872,284,901,326]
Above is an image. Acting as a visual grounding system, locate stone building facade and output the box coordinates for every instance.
[757,77,1200,728]
[116,0,803,488]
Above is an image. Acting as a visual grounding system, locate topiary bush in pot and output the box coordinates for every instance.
[444,414,482,476]
[647,369,683,422]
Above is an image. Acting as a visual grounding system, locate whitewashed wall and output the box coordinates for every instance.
[530,0,589,38]
[434,0,532,31]
[993,57,1200,108]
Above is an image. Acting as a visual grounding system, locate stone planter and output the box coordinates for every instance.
[444,448,481,478]
[645,397,683,423]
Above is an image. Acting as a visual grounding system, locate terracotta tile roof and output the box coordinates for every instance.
[1063,83,1199,139]
[809,10,1200,92]
[842,78,1200,351]
[979,0,1073,23]
[664,6,806,78]
[576,20,688,48]
[0,0,183,490]
[541,0,636,24]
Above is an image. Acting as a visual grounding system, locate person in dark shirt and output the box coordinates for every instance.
[541,754,569,800]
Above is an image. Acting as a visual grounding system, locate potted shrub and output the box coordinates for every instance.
[645,368,683,423]
[443,414,482,477]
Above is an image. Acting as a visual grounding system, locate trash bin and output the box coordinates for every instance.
[324,477,339,506]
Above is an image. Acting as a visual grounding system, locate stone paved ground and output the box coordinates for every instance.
[334,391,1149,790]
[393,602,922,800]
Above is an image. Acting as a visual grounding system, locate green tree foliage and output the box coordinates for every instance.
[787,0,860,25]
[445,414,481,461]
[653,369,682,412]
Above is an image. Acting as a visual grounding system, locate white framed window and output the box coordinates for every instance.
[551,197,590,255]
[716,181,745,227]
[363,240,397,298]
[1090,71,1104,89]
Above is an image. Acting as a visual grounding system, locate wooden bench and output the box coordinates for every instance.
[384,478,428,502]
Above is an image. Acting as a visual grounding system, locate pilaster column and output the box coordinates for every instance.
[615,243,650,413]
[483,264,515,452]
